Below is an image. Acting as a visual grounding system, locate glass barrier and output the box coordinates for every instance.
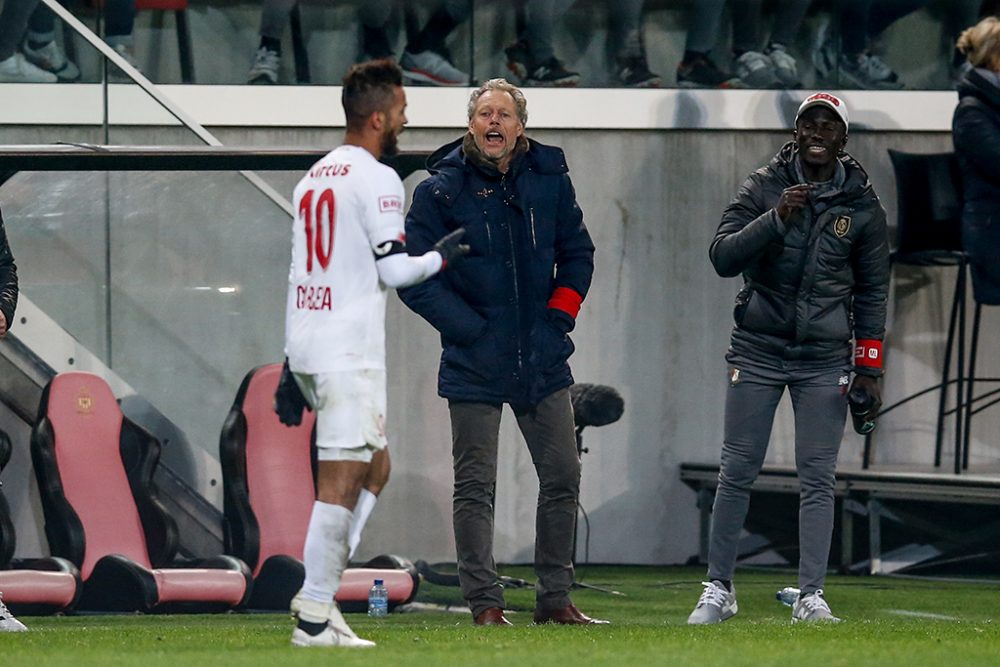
[1,165,296,459]
[2,0,993,90]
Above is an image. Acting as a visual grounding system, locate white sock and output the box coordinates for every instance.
[298,501,352,621]
[348,489,378,559]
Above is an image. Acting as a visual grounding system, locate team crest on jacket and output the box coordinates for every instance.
[834,215,852,237]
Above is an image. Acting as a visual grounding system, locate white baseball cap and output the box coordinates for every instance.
[795,92,849,132]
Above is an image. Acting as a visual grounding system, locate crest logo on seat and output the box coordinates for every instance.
[76,388,93,415]
[834,215,852,238]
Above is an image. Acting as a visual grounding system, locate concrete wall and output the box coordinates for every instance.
[2,123,993,567]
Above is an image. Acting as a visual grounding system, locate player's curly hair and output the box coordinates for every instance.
[467,78,528,127]
[957,16,1000,70]
[342,58,403,131]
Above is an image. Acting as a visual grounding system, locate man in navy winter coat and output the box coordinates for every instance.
[399,78,602,626]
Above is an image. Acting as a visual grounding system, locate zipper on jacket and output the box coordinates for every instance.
[530,208,537,249]
[503,176,524,378]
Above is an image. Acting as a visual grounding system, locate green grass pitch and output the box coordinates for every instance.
[2,566,997,666]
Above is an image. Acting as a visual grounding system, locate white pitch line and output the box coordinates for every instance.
[885,609,962,621]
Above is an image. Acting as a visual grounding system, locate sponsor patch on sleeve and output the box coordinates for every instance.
[379,195,403,214]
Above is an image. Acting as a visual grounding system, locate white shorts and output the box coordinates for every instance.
[293,369,388,462]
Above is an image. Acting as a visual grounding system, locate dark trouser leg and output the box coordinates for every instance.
[523,0,574,64]
[730,0,763,55]
[707,367,784,583]
[449,400,505,616]
[514,387,580,610]
[839,0,872,56]
[0,0,42,60]
[789,368,848,594]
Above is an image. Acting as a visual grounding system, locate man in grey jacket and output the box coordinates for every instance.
[687,93,889,625]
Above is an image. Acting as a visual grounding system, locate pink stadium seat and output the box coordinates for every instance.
[0,431,81,615]
[220,363,418,611]
[30,372,252,612]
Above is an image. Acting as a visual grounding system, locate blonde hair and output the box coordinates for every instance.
[467,78,528,127]
[957,16,1000,70]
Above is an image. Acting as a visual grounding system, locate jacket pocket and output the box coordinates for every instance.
[442,329,501,382]
[528,317,575,374]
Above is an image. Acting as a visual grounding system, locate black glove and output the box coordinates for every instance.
[547,308,575,333]
[433,228,470,269]
[848,374,882,435]
[274,358,310,426]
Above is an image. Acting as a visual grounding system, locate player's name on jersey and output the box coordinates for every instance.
[296,285,332,311]
[309,163,351,179]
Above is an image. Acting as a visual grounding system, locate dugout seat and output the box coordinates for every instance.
[220,363,418,611]
[0,430,81,616]
[865,151,970,473]
[30,372,253,612]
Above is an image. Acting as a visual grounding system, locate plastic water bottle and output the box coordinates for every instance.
[776,586,800,607]
[368,579,388,617]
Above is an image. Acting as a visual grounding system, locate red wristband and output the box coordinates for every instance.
[854,339,883,369]
[547,286,583,319]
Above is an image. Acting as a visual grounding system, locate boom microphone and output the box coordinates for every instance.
[569,383,624,429]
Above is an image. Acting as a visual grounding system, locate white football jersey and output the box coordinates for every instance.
[284,145,405,373]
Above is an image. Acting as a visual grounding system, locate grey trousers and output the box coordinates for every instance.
[707,358,849,594]
[449,387,580,617]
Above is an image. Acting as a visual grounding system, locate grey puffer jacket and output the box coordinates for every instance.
[710,142,890,376]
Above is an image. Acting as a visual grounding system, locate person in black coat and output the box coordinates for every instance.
[953,16,1000,305]
[399,78,603,627]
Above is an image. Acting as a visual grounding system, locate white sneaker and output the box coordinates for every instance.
[765,43,800,88]
[400,49,469,86]
[792,589,841,623]
[247,46,279,84]
[863,53,902,86]
[291,624,375,648]
[687,580,738,625]
[112,43,139,69]
[290,593,375,648]
[836,53,904,90]
[0,594,28,632]
[106,43,141,82]
[735,51,780,89]
[22,40,80,81]
[0,53,57,83]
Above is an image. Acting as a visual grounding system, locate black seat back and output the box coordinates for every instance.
[888,149,963,258]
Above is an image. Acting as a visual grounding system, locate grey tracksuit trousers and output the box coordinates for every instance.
[707,354,850,594]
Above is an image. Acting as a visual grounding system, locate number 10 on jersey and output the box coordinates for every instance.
[299,188,336,273]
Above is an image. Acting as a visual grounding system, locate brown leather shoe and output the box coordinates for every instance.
[533,603,609,625]
[473,607,513,626]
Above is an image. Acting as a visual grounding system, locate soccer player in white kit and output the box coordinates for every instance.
[279,59,468,648]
